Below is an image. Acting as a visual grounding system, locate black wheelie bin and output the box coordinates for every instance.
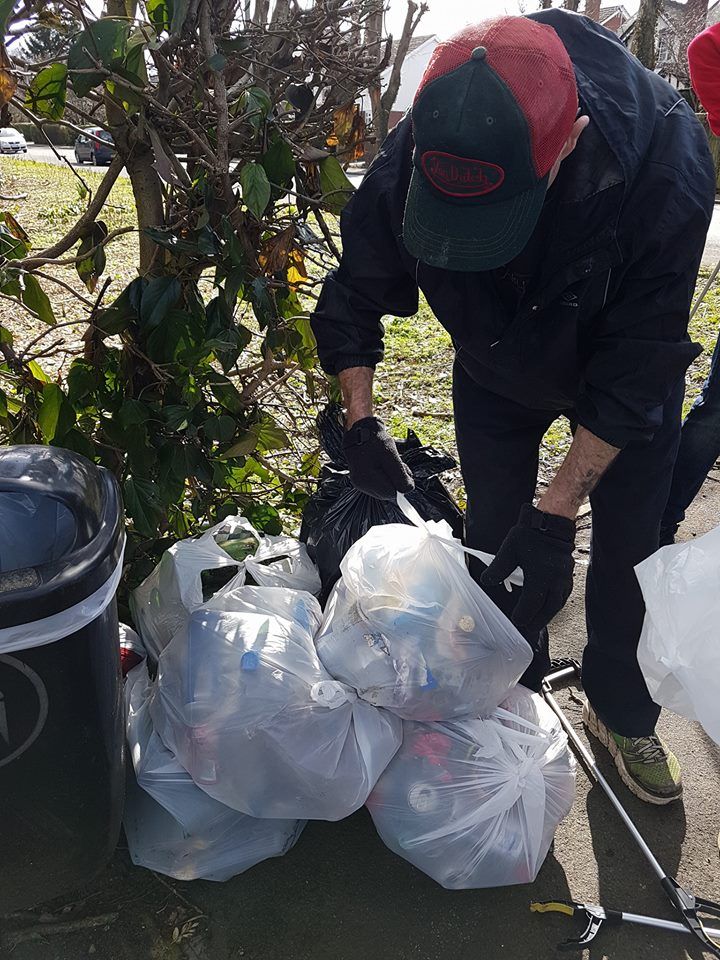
[0,445,125,912]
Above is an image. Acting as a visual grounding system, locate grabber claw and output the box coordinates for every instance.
[531,900,622,951]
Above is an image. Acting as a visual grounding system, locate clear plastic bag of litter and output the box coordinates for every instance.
[152,585,402,820]
[636,526,720,745]
[123,663,305,882]
[316,495,531,721]
[131,515,320,661]
[366,686,576,889]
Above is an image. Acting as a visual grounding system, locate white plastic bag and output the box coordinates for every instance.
[244,533,321,594]
[316,496,531,721]
[124,663,305,881]
[636,527,720,744]
[367,686,575,889]
[131,515,320,660]
[152,585,402,820]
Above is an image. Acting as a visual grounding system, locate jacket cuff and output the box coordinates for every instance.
[332,355,379,375]
[574,396,654,450]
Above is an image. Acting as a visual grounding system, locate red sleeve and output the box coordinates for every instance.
[688,23,720,136]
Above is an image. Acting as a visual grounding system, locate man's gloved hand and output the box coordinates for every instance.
[343,416,415,501]
[480,503,575,635]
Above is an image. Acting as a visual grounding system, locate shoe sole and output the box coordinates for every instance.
[582,701,682,806]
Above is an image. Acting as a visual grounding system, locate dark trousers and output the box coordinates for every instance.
[663,333,720,534]
[453,360,684,737]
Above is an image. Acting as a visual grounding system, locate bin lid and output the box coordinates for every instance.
[0,446,124,628]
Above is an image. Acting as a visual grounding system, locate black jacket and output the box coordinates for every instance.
[311,10,715,449]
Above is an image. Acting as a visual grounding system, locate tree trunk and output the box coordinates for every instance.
[377,0,427,143]
[364,0,384,163]
[104,0,165,274]
[631,0,661,69]
[563,0,580,11]
[538,0,553,8]
[585,0,602,21]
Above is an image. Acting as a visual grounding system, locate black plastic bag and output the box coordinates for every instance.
[300,405,464,604]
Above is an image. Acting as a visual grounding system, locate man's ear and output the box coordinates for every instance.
[558,114,590,164]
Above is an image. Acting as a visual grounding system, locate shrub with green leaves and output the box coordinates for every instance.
[0,0,382,591]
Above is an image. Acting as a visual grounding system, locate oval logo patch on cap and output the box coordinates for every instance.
[421,151,505,197]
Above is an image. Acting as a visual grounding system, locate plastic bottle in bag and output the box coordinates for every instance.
[366,686,576,889]
[124,663,305,881]
[317,497,532,721]
[151,585,402,820]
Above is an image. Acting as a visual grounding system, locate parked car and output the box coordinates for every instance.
[74,129,115,165]
[0,128,28,154]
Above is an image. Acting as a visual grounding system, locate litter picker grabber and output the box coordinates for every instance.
[533,658,720,955]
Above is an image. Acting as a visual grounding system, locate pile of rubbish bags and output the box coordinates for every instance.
[124,460,575,888]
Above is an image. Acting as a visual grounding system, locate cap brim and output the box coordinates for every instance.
[402,169,549,272]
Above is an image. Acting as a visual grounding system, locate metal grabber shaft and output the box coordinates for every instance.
[537,660,720,956]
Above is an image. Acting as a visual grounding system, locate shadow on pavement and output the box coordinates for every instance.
[184,808,574,960]
[582,739,706,960]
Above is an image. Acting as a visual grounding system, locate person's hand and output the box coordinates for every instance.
[480,504,575,634]
[343,416,414,500]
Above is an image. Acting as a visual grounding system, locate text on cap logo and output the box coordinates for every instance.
[421,151,505,198]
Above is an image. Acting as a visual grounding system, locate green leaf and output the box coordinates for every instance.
[66,359,97,403]
[27,359,50,383]
[170,0,189,34]
[0,324,12,345]
[261,138,295,188]
[294,314,316,351]
[22,275,55,325]
[0,387,7,420]
[203,414,236,443]
[217,36,250,55]
[207,370,244,415]
[249,277,276,329]
[38,383,75,442]
[240,163,271,220]
[76,221,108,294]
[68,19,130,98]
[124,476,164,538]
[25,63,67,121]
[95,277,145,335]
[140,276,181,330]
[0,223,26,260]
[221,426,258,459]
[207,52,226,71]
[319,156,355,215]
[244,86,271,131]
[0,0,17,34]
[255,414,289,452]
[164,404,192,431]
[146,0,171,32]
[146,308,206,363]
[118,398,151,430]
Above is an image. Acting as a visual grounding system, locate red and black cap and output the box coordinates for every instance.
[403,17,578,272]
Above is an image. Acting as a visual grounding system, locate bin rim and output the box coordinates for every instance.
[0,446,125,628]
[0,539,125,652]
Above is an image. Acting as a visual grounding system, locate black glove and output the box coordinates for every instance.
[343,416,415,501]
[480,504,575,635]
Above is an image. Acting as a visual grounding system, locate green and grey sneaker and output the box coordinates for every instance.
[583,701,683,805]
